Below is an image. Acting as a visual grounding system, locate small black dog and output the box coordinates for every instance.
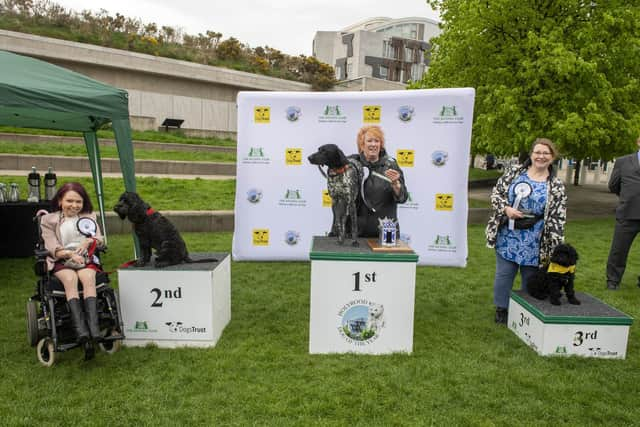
[308,144,360,246]
[527,243,580,305]
[114,192,215,268]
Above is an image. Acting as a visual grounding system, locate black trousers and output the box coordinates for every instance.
[606,218,640,285]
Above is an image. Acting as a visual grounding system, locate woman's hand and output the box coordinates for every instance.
[504,206,524,219]
[384,169,402,195]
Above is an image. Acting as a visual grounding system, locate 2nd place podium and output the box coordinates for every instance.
[309,236,418,354]
[118,253,231,348]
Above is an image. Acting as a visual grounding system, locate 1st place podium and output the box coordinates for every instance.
[309,236,418,354]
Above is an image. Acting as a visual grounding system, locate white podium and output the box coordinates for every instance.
[119,253,231,348]
[309,236,418,354]
[508,290,633,359]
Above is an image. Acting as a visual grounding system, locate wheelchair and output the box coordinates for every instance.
[26,211,125,366]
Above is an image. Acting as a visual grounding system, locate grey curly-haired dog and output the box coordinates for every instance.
[308,144,360,246]
[114,192,215,268]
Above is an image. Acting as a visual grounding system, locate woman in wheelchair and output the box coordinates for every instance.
[40,182,104,346]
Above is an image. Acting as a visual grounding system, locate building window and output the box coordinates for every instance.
[335,66,342,79]
[347,63,353,78]
[379,65,388,78]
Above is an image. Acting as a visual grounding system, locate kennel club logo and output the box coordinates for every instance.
[322,190,332,207]
[398,105,415,122]
[398,192,419,210]
[338,300,385,345]
[252,229,270,246]
[427,234,457,253]
[318,105,347,123]
[286,106,302,122]
[435,193,454,211]
[165,321,207,335]
[431,150,449,167]
[278,189,307,207]
[246,188,263,204]
[127,320,158,334]
[432,105,464,124]
[285,148,303,165]
[284,230,300,245]
[396,149,414,167]
[254,106,271,123]
[242,147,271,165]
[363,105,381,123]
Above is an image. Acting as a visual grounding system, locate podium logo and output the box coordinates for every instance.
[435,193,454,211]
[286,106,302,122]
[252,229,270,246]
[338,300,385,344]
[127,320,157,333]
[322,190,332,207]
[254,106,270,123]
[398,105,415,122]
[431,150,448,167]
[285,148,303,165]
[363,105,381,123]
[396,149,414,167]
[165,321,207,334]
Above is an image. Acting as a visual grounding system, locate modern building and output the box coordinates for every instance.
[313,17,441,85]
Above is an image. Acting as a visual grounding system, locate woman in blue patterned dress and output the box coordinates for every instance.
[485,138,567,324]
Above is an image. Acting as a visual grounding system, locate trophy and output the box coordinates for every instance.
[378,217,398,247]
[509,182,531,230]
[27,166,41,202]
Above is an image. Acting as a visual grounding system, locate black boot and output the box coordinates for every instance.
[495,307,508,325]
[68,298,90,344]
[84,296,102,342]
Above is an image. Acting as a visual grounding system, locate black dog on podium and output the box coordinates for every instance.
[528,243,580,305]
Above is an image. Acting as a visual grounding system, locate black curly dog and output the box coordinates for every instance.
[114,192,216,268]
[308,144,360,246]
[528,243,580,305]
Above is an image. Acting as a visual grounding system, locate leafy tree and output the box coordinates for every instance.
[216,37,243,61]
[412,0,640,170]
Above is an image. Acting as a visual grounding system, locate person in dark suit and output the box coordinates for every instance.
[606,137,640,290]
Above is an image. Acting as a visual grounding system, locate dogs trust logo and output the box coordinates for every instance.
[396,149,414,167]
[286,106,302,122]
[433,105,464,124]
[284,230,300,245]
[435,193,454,211]
[427,234,457,253]
[318,105,347,123]
[252,229,270,246]
[254,106,270,123]
[246,188,263,204]
[165,321,207,334]
[431,150,449,167]
[285,148,303,165]
[278,189,307,207]
[242,147,270,165]
[322,190,332,207]
[363,105,381,123]
[338,300,385,344]
[398,105,415,122]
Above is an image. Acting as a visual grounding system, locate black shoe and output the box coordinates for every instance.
[68,298,90,344]
[607,282,619,290]
[84,297,102,342]
[83,340,95,361]
[495,307,508,325]
[637,276,640,288]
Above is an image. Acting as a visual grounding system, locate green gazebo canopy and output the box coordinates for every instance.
[0,50,136,240]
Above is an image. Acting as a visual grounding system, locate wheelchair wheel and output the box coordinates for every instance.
[36,337,56,367]
[99,328,122,354]
[27,300,39,347]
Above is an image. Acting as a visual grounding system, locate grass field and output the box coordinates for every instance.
[1,219,639,425]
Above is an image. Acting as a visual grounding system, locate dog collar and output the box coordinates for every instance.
[548,262,576,274]
[146,207,156,216]
[328,165,349,176]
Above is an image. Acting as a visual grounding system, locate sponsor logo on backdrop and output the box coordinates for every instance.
[398,105,415,122]
[427,234,457,253]
[433,105,464,124]
[247,188,263,204]
[396,149,414,167]
[242,147,271,165]
[278,189,307,207]
[338,300,385,345]
[363,105,381,123]
[318,105,347,123]
[431,150,449,166]
[399,192,419,210]
[286,106,302,122]
[284,230,300,245]
[400,233,411,244]
[165,321,207,334]
[127,320,157,333]
[285,148,303,165]
[322,190,332,207]
[254,106,271,123]
[252,229,270,246]
[435,193,454,211]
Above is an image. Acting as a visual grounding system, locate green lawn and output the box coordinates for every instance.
[1,219,638,425]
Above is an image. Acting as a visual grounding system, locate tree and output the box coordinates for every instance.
[412,1,640,173]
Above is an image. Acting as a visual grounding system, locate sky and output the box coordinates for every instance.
[52,0,440,56]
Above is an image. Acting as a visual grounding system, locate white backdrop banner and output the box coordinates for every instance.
[232,88,475,266]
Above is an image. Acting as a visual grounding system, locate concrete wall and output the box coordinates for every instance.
[0,30,311,137]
